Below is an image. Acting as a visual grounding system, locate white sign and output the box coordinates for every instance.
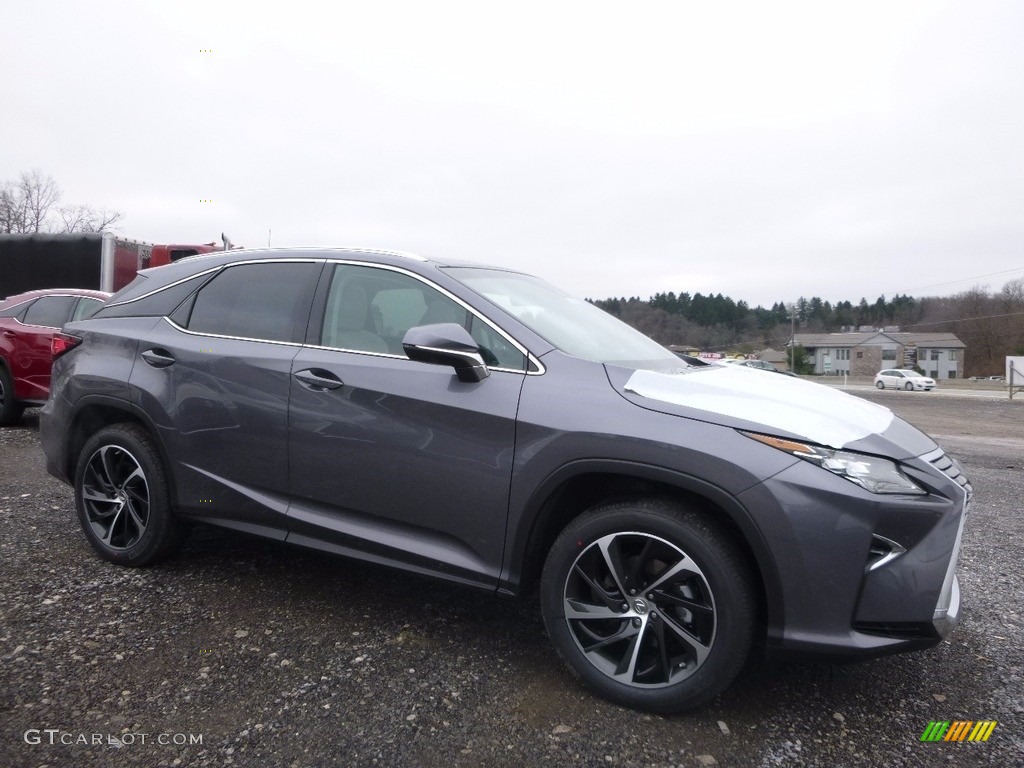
[1007,357,1024,384]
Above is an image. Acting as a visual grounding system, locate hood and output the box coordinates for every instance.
[620,365,895,450]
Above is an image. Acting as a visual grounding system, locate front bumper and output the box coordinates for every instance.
[739,443,970,659]
[934,575,961,638]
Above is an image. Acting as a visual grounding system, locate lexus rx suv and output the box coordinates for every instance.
[41,248,971,713]
[0,288,110,425]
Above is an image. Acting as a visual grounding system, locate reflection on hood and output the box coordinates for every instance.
[624,367,894,449]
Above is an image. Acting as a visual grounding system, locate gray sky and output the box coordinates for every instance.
[5,0,1023,307]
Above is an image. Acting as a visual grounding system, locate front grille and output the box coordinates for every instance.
[925,448,973,501]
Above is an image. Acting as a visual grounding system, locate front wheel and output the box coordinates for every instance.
[73,423,185,566]
[540,499,756,714]
[904,381,914,391]
[875,380,885,390]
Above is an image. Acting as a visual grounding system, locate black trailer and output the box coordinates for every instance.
[0,233,151,297]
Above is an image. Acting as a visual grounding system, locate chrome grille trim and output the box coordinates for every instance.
[923,447,973,501]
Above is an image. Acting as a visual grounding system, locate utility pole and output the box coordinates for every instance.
[788,303,797,372]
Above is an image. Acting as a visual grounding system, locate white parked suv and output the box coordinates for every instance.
[874,369,936,391]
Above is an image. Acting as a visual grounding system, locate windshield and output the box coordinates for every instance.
[445,268,681,369]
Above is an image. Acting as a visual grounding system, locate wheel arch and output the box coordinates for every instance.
[64,396,178,508]
[503,460,783,635]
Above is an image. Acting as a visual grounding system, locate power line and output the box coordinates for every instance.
[899,266,1024,295]
[904,310,1024,328]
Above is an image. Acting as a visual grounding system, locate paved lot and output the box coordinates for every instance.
[1,390,1022,767]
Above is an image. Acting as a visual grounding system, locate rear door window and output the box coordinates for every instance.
[22,296,77,328]
[175,262,320,343]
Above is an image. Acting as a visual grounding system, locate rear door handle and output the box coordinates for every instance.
[294,368,344,391]
[141,348,176,368]
[1,330,15,338]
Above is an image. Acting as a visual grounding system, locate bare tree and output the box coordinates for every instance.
[58,204,124,233]
[1002,277,1024,307]
[0,181,21,233]
[17,169,61,233]
[999,278,1024,356]
[0,170,123,233]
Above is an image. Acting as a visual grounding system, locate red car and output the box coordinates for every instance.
[0,289,111,425]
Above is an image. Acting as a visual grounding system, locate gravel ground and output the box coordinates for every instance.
[1,392,1022,768]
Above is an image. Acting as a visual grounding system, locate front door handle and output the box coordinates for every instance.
[141,348,176,368]
[294,368,344,391]
[1,330,15,338]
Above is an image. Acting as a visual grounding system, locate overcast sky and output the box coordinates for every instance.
[4,0,1023,307]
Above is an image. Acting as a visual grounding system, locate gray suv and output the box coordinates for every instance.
[41,248,971,713]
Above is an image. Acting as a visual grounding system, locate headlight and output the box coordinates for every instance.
[743,432,926,495]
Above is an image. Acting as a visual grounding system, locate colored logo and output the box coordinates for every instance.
[920,721,997,742]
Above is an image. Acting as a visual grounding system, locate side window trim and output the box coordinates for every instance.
[102,266,222,314]
[305,260,542,375]
[163,316,307,347]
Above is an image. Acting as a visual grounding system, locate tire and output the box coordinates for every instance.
[73,423,185,566]
[904,381,914,391]
[0,366,25,426]
[540,498,756,714]
[875,380,885,390]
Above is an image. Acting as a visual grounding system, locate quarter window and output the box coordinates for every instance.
[0,302,28,318]
[178,262,318,343]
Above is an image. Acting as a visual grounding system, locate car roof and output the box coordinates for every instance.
[171,246,504,271]
[118,246,529,303]
[0,288,112,311]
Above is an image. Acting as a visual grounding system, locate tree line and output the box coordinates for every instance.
[591,280,1024,377]
[1,169,123,235]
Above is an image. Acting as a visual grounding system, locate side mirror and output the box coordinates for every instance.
[402,323,490,383]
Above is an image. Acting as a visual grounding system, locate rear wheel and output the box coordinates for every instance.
[0,367,25,426]
[540,499,756,714]
[73,424,185,566]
